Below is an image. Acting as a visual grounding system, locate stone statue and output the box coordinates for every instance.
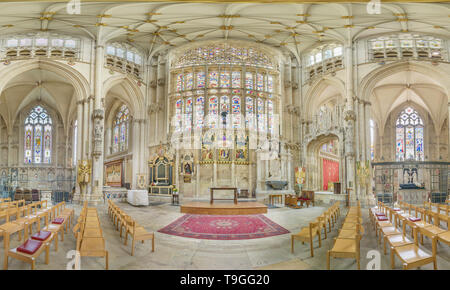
[77,159,92,202]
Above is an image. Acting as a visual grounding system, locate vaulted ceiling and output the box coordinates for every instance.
[370,70,448,134]
[0,1,449,59]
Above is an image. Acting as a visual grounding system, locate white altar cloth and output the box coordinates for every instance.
[127,190,149,206]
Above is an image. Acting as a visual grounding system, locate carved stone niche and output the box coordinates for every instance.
[157,78,165,86]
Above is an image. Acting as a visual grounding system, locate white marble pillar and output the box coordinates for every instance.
[90,43,105,204]
[82,100,89,159]
[156,54,166,144]
[365,102,371,161]
[344,41,356,202]
[448,103,450,161]
[131,119,140,189]
[256,151,261,192]
[359,100,365,161]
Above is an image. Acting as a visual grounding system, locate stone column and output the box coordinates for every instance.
[156,54,166,144]
[344,42,356,203]
[359,100,366,161]
[73,100,84,202]
[104,126,111,156]
[90,43,105,204]
[131,119,141,189]
[448,102,450,161]
[82,99,89,159]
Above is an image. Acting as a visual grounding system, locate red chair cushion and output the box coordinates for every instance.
[377,216,388,221]
[17,239,42,255]
[408,217,421,222]
[31,231,51,241]
[375,212,385,216]
[52,218,64,224]
[392,208,401,211]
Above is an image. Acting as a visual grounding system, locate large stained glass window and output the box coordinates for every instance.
[176,73,184,92]
[174,98,183,132]
[220,71,231,88]
[245,72,253,90]
[232,71,241,88]
[208,96,218,128]
[395,107,424,161]
[232,96,241,129]
[209,71,219,88]
[246,97,254,130]
[196,71,205,88]
[112,105,130,153]
[185,97,193,131]
[24,105,52,164]
[220,95,230,128]
[185,73,193,90]
[195,96,204,129]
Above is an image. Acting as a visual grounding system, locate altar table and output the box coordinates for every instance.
[127,190,149,206]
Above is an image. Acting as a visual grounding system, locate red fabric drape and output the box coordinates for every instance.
[323,158,339,190]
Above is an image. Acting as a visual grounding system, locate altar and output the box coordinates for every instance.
[314,191,348,206]
[127,189,149,206]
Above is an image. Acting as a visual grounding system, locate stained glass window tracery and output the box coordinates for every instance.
[112,105,130,153]
[24,105,52,164]
[395,107,424,161]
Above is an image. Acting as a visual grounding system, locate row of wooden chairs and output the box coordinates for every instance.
[327,201,363,270]
[0,198,11,203]
[396,201,449,256]
[2,201,73,269]
[108,200,155,256]
[371,201,443,270]
[73,202,109,269]
[291,201,341,257]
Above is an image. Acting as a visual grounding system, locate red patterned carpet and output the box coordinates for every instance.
[158,214,290,240]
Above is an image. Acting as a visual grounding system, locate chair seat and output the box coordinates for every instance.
[43,224,62,231]
[381,226,402,236]
[377,221,393,227]
[17,239,43,255]
[394,244,432,264]
[338,229,359,239]
[293,227,317,238]
[31,230,52,241]
[408,217,421,222]
[414,221,432,228]
[386,234,413,247]
[0,222,23,232]
[422,225,447,236]
[438,231,450,244]
[331,238,356,253]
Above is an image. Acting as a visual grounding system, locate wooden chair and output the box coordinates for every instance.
[3,221,51,270]
[76,208,108,269]
[291,217,323,257]
[390,227,436,270]
[327,234,361,270]
[42,206,65,242]
[122,215,155,256]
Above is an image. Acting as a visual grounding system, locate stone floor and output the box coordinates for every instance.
[1,201,449,270]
